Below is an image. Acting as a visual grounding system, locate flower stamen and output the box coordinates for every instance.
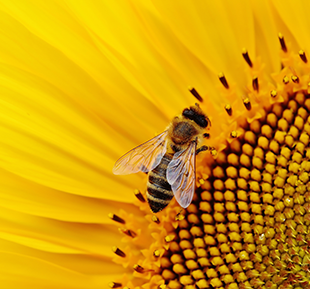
[153,250,161,257]
[152,215,160,223]
[231,130,237,138]
[278,33,287,52]
[242,48,253,67]
[292,75,299,83]
[243,97,251,110]
[133,264,154,273]
[112,246,126,258]
[108,282,122,288]
[134,189,145,202]
[299,50,308,63]
[189,87,203,102]
[119,228,137,238]
[225,104,232,116]
[218,72,229,89]
[252,76,259,92]
[283,75,289,84]
[109,213,126,224]
[271,90,277,98]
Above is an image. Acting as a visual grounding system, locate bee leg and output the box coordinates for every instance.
[175,209,184,221]
[203,132,210,139]
[196,145,209,155]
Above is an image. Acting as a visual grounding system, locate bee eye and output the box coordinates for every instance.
[182,108,210,128]
[182,108,194,118]
[196,116,208,128]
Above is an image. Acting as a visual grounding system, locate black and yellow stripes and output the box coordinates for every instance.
[146,154,174,213]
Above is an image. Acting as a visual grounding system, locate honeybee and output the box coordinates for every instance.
[113,104,210,213]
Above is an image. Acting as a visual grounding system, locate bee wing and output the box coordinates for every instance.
[166,141,196,208]
[113,131,168,175]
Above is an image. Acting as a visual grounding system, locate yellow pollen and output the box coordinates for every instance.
[152,215,160,223]
[231,130,237,138]
[283,75,289,84]
[270,89,277,98]
[292,75,299,83]
[153,250,160,257]
[225,104,232,115]
[211,149,217,156]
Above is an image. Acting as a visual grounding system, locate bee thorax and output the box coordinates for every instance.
[171,121,197,145]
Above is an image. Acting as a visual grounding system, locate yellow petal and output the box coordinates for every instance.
[0,251,111,289]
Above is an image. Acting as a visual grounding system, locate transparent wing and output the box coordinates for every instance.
[113,131,168,175]
[167,141,196,208]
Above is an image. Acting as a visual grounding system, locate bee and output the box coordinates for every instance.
[113,103,211,213]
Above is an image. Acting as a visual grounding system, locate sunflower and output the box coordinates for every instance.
[1,1,310,289]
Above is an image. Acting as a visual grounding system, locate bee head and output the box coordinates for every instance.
[182,104,211,128]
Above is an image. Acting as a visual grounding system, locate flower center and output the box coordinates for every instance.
[159,89,310,289]
[110,35,310,289]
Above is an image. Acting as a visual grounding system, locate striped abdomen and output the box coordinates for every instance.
[146,153,174,213]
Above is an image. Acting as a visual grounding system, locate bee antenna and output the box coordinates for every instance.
[207,116,211,127]
[188,87,203,102]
